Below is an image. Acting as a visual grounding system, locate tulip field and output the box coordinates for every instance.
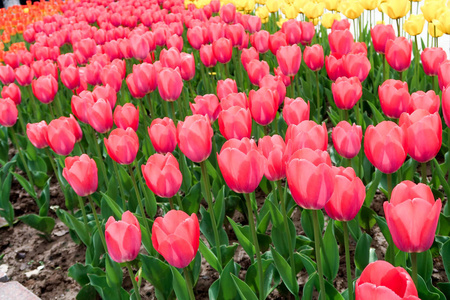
[2,0,450,299]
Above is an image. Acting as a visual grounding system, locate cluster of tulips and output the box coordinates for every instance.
[1,0,450,299]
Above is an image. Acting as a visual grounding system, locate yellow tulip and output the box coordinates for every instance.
[322,0,340,11]
[294,0,311,13]
[428,20,444,37]
[283,0,296,4]
[339,0,365,19]
[256,0,266,4]
[303,2,325,19]
[376,20,385,24]
[421,0,447,22]
[266,0,280,12]
[383,0,410,19]
[403,14,425,35]
[282,4,300,18]
[438,8,450,33]
[321,12,342,28]
[377,0,387,13]
[277,18,289,28]
[361,0,380,10]
[245,0,256,12]
[235,0,246,10]
[256,6,270,19]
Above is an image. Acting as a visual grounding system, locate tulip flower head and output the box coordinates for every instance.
[104,128,139,165]
[142,153,182,198]
[62,154,98,197]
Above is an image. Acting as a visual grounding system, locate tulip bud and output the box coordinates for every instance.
[0,98,18,127]
[114,103,139,132]
[63,154,98,197]
[332,121,362,159]
[142,153,182,198]
[177,114,213,163]
[26,121,49,149]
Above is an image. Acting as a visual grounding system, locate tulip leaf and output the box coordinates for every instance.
[0,172,14,226]
[271,246,299,296]
[56,209,90,246]
[441,240,450,280]
[320,280,345,300]
[200,206,229,247]
[346,218,362,241]
[140,254,173,300]
[302,273,318,300]
[267,200,296,258]
[227,216,255,260]
[321,221,339,281]
[245,259,275,299]
[215,260,241,300]
[100,192,124,220]
[11,171,37,199]
[171,266,190,300]
[179,153,192,193]
[144,190,157,219]
[199,239,221,272]
[366,100,385,125]
[105,254,123,288]
[364,169,382,206]
[416,274,440,300]
[298,252,317,276]
[88,273,129,300]
[432,159,450,200]
[417,250,433,282]
[301,209,324,241]
[68,263,104,287]
[76,284,98,300]
[213,186,226,229]
[18,213,55,236]
[354,233,372,272]
[37,180,50,217]
[183,182,202,215]
[230,274,259,300]
[437,282,450,299]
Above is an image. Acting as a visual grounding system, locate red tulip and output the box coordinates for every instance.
[63,154,98,197]
[200,44,217,68]
[350,42,368,56]
[187,26,207,50]
[126,73,146,99]
[343,53,371,82]
[282,97,310,126]
[0,65,15,85]
[332,76,362,110]
[225,24,245,47]
[32,60,58,79]
[2,83,21,105]
[299,21,315,46]
[4,52,19,69]
[328,29,354,58]
[63,115,83,143]
[258,135,286,181]
[129,34,149,60]
[355,261,419,300]
[32,75,58,104]
[84,61,103,86]
[281,20,302,45]
[100,64,122,93]
[443,86,450,127]
[399,109,442,163]
[325,54,345,81]
[177,114,213,163]
[142,153,182,198]
[57,53,77,71]
[190,94,221,122]
[285,121,328,159]
[286,148,335,210]
[247,15,261,33]
[241,47,259,71]
[332,121,362,159]
[158,68,183,102]
[364,121,407,174]
[259,74,286,106]
[421,47,447,76]
[220,3,236,24]
[61,65,81,91]
[325,166,365,221]
[217,79,238,100]
[26,121,48,149]
[72,92,95,124]
[0,98,18,127]
[152,210,200,268]
[105,211,141,263]
[246,59,270,86]
[180,53,195,81]
[385,37,412,72]
[370,24,396,54]
[250,30,270,54]
[438,60,450,90]
[46,118,77,156]
[212,37,233,64]
[132,63,157,95]
[408,90,440,114]
[148,117,177,154]
[276,44,302,77]
[160,47,181,69]
[114,103,139,132]
[218,106,252,140]
[384,180,441,253]
[15,65,34,86]
[269,32,287,56]
[92,85,117,110]
[88,98,113,134]
[217,138,266,193]
[303,45,324,72]
[378,79,410,118]
[208,22,225,43]
[249,87,278,126]
[332,19,351,31]
[104,128,139,165]
[220,92,248,110]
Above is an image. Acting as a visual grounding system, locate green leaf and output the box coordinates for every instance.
[183,182,202,215]
[354,233,372,271]
[171,266,189,300]
[199,239,221,272]
[37,180,50,216]
[0,172,14,226]
[298,253,317,276]
[302,273,318,300]
[301,209,323,241]
[245,259,274,299]
[18,214,55,235]
[366,100,385,125]
[140,254,173,299]
[144,190,157,219]
[432,159,450,199]
[364,169,382,206]
[200,206,229,248]
[11,171,37,199]
[346,218,362,241]
[440,240,450,280]
[417,250,433,282]
[271,246,298,296]
[56,209,90,246]
[231,274,258,300]
[227,217,255,259]
[88,273,129,300]
[101,192,124,219]
[179,154,192,193]
[416,274,440,300]
[105,254,123,287]
[321,221,339,281]
[321,280,345,300]
[268,200,296,258]
[68,263,104,286]
[217,260,241,300]
[76,284,98,300]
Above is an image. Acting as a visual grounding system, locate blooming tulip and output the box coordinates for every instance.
[325,54,345,81]
[303,45,324,72]
[177,115,213,163]
[218,106,252,140]
[15,65,34,86]
[26,121,48,149]
[0,98,18,127]
[2,83,21,106]
[276,45,302,77]
[259,74,286,107]
[217,138,266,194]
[421,47,447,77]
[332,77,362,110]
[364,121,407,174]
[408,90,440,114]
[217,79,238,101]
[180,53,195,81]
[246,59,270,86]
[152,210,199,268]
[378,79,410,118]
[104,128,139,165]
[370,24,396,54]
[355,261,419,300]
[241,47,259,71]
[385,37,412,72]
[220,3,236,23]
[258,135,286,181]
[328,29,353,58]
[438,60,450,90]
[142,153,182,198]
[249,87,278,126]
[285,121,328,159]
[200,44,217,68]
[71,92,95,124]
[62,154,98,196]
[332,121,362,159]
[88,98,113,134]
[250,30,270,53]
[299,21,315,46]
[220,93,248,110]
[100,65,123,93]
[60,65,80,91]
[190,94,221,122]
[331,19,350,31]
[158,68,183,102]
[282,97,310,126]
[160,47,181,70]
[148,117,177,154]
[105,211,141,263]
[343,53,371,82]
[32,75,58,104]
[384,181,441,253]
[114,103,139,132]
[0,65,15,85]
[324,166,365,221]
[132,63,157,95]
[286,148,335,210]
[404,14,426,36]
[281,20,302,45]
[46,118,77,156]
[399,109,442,163]
[212,38,232,64]
[383,0,410,19]
[269,32,287,56]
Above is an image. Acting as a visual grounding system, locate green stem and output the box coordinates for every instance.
[113,161,127,210]
[343,109,349,123]
[224,63,230,79]
[145,93,155,120]
[135,160,155,218]
[126,262,142,300]
[169,197,175,210]
[48,103,56,121]
[396,18,401,37]
[312,210,326,300]
[176,193,184,210]
[387,173,393,200]
[200,161,222,269]
[315,71,320,122]
[170,101,177,124]
[183,267,196,300]
[343,222,353,300]
[10,126,34,187]
[382,54,388,81]
[87,194,107,252]
[276,181,297,296]
[27,85,41,121]
[421,162,427,184]
[399,71,403,82]
[76,195,89,230]
[290,77,295,98]
[433,76,436,93]
[244,193,264,300]
[411,252,418,287]
[17,108,27,134]
[91,128,108,187]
